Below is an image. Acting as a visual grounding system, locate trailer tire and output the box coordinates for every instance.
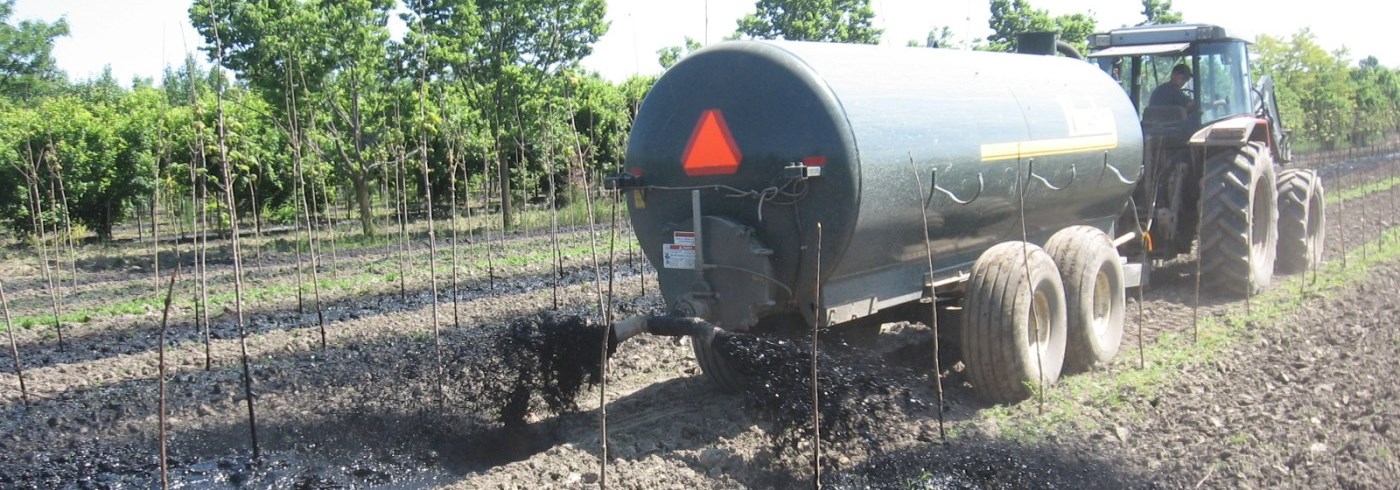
[1275,169,1325,274]
[1045,226,1125,373]
[693,339,746,392]
[1199,142,1278,296]
[961,242,1067,404]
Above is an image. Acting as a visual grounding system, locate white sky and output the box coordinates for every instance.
[9,0,1392,85]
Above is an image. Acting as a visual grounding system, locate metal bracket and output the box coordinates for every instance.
[926,169,984,208]
[1027,159,1076,191]
[1099,151,1142,185]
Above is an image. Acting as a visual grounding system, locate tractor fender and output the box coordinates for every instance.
[1188,115,1271,149]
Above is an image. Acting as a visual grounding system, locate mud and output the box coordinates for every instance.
[712,332,928,448]
[822,437,1149,489]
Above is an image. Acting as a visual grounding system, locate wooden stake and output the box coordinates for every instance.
[909,161,946,441]
[156,265,180,490]
[811,223,823,487]
[209,8,260,459]
[1,279,27,406]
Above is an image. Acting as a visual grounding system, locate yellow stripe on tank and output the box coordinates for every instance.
[980,132,1118,162]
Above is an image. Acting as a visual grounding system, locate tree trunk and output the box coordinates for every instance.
[353,171,375,237]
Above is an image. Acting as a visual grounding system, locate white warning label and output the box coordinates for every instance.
[663,243,696,269]
[673,231,695,246]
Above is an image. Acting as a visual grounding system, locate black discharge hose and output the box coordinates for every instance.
[609,315,721,352]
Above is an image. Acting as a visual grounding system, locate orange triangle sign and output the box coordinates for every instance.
[682,109,742,176]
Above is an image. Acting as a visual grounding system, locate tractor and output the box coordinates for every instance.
[1084,23,1325,295]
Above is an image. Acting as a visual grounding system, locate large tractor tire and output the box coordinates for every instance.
[694,339,746,392]
[1199,142,1278,296]
[961,242,1067,404]
[1045,226,1125,373]
[1275,168,1325,274]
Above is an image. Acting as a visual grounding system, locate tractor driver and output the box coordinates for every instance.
[1148,63,1197,112]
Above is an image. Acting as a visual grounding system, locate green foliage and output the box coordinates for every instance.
[11,2,1393,251]
[657,36,702,69]
[910,26,964,49]
[1252,29,1389,150]
[1138,0,1183,26]
[0,0,70,100]
[735,0,882,44]
[986,0,1095,53]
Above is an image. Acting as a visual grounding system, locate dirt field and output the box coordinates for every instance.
[1,151,1398,488]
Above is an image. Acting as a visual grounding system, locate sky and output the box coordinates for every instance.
[8,0,1393,86]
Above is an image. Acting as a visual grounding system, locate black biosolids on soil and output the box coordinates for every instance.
[821,436,1152,489]
[710,331,930,448]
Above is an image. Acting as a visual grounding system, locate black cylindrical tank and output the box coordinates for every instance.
[625,40,1142,330]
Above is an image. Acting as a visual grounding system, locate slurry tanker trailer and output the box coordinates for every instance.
[609,23,1320,403]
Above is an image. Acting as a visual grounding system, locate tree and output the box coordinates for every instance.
[318,0,395,237]
[1254,30,1356,150]
[909,26,956,48]
[0,0,70,100]
[1139,0,1183,26]
[986,0,1095,53]
[735,0,882,44]
[657,36,701,69]
[471,0,609,230]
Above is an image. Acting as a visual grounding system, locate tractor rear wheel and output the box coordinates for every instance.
[961,242,1067,404]
[1275,169,1325,274]
[1199,142,1278,296]
[1045,226,1125,373]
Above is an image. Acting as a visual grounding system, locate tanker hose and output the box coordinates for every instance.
[1056,40,1084,60]
[609,315,722,348]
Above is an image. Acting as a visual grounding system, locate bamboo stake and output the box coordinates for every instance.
[396,133,411,299]
[319,176,341,280]
[909,160,946,441]
[811,223,823,486]
[547,135,562,310]
[153,144,163,291]
[298,157,326,350]
[444,98,464,330]
[565,93,605,313]
[416,62,445,407]
[1016,157,1045,413]
[1,279,27,406]
[45,142,78,289]
[26,145,64,350]
[156,265,179,490]
[186,57,213,370]
[209,9,260,459]
[484,117,499,290]
[460,161,477,281]
[197,159,213,369]
[1336,154,1348,270]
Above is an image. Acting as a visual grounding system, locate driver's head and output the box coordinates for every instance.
[1171,63,1192,86]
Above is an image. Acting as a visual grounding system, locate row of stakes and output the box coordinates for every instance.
[3,139,1400,487]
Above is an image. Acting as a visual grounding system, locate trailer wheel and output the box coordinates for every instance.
[961,242,1067,404]
[1045,226,1125,373]
[1199,142,1278,296]
[1275,169,1325,274]
[693,339,746,392]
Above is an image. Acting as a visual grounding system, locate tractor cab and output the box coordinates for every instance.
[1083,23,1306,292]
[1087,24,1256,147]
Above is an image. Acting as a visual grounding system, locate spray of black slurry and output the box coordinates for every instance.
[447,312,613,428]
[709,331,928,448]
